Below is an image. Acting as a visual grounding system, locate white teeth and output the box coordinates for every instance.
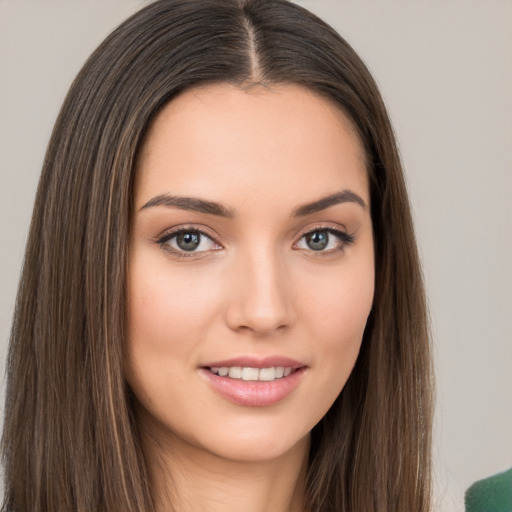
[209,366,296,381]
[242,367,259,381]
[228,366,242,379]
[259,367,276,381]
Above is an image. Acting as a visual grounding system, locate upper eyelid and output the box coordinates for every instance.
[296,223,352,239]
[157,225,219,244]
[300,225,345,236]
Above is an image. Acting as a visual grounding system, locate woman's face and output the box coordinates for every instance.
[126,83,374,463]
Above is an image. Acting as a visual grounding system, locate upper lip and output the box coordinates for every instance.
[201,356,305,369]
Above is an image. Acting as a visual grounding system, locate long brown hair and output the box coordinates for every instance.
[1,1,433,510]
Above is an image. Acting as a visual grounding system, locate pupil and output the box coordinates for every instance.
[177,232,200,251]
[307,231,328,251]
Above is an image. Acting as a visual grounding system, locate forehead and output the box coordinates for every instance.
[134,83,368,209]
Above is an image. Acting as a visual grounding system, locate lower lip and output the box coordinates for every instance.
[199,368,306,407]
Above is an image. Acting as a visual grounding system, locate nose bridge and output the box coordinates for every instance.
[225,241,293,335]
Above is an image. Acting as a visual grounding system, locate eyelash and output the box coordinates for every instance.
[296,226,355,254]
[156,225,355,259]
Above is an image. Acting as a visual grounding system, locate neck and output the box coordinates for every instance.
[143,430,310,512]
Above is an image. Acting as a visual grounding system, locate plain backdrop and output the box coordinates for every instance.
[1,1,511,510]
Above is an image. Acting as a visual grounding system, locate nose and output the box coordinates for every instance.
[224,247,295,336]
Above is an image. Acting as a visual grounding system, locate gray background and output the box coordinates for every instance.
[1,1,511,510]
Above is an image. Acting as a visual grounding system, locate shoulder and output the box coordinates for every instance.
[465,467,512,512]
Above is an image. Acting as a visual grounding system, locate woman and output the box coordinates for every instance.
[1,1,433,511]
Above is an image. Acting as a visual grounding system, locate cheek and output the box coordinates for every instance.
[127,260,220,348]
[334,273,373,336]
[305,257,374,339]
[124,255,231,404]
[125,260,196,390]
[301,258,374,393]
[124,262,217,426]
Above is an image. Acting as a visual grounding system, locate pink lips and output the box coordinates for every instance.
[199,356,306,407]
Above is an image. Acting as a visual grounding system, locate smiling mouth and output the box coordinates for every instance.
[207,366,297,381]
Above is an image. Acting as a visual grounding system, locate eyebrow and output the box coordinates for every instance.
[140,189,367,217]
[140,194,235,217]
[292,190,367,216]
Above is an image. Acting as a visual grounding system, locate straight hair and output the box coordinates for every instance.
[1,1,433,510]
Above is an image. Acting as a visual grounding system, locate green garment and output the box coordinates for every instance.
[465,467,512,512]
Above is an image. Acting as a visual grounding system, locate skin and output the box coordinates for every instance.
[126,83,375,512]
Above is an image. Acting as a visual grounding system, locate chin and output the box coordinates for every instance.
[199,429,311,464]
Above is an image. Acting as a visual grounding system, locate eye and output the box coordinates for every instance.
[157,228,220,256]
[295,228,354,253]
